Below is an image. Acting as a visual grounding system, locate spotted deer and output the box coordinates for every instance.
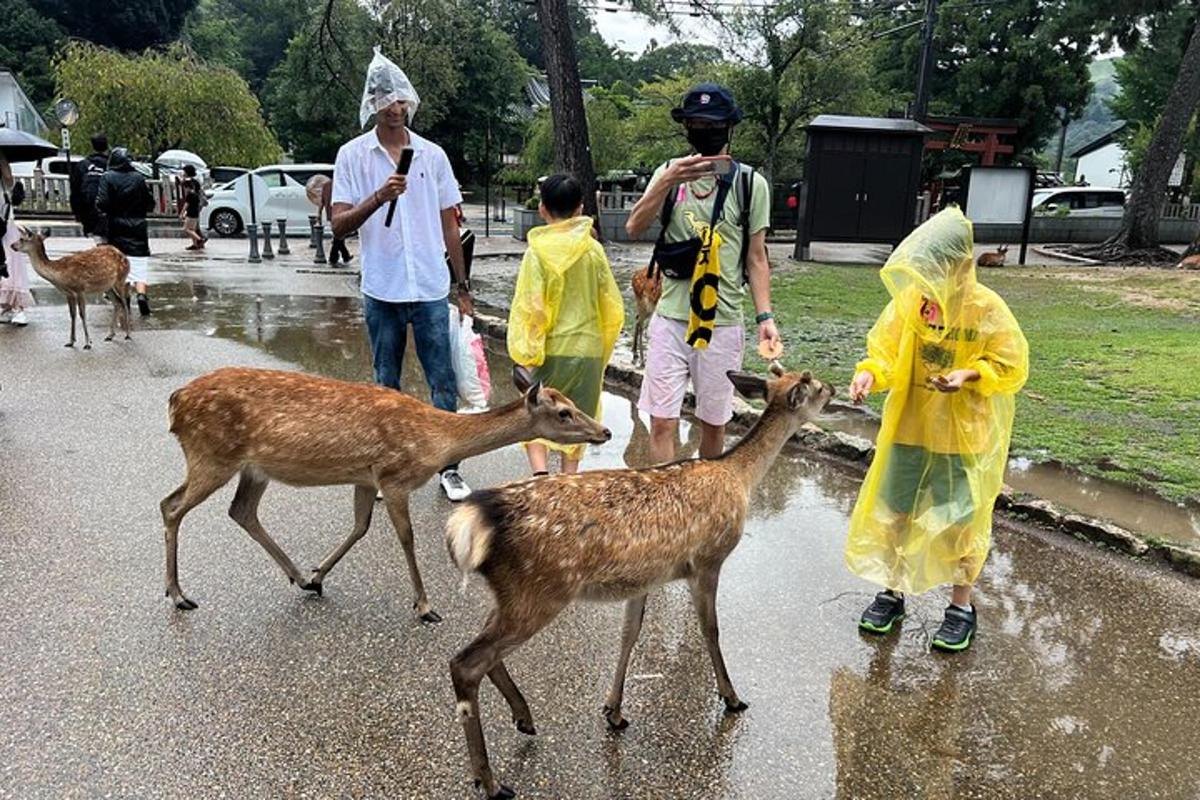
[10,226,130,348]
[976,245,1009,267]
[630,265,662,366]
[160,367,610,620]
[445,365,835,799]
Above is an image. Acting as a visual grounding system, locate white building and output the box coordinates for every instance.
[1071,124,1128,187]
[0,70,48,136]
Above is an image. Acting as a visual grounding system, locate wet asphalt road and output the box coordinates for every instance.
[1,246,1200,799]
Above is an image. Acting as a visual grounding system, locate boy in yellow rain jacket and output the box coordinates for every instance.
[508,174,624,475]
[846,207,1028,652]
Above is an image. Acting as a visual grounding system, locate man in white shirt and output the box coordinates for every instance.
[332,51,474,501]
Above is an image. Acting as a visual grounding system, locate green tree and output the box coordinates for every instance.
[54,41,281,166]
[31,0,198,51]
[0,0,63,109]
[871,0,1095,155]
[635,41,722,83]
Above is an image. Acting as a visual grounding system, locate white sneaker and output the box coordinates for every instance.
[10,310,27,326]
[0,309,12,324]
[439,469,472,502]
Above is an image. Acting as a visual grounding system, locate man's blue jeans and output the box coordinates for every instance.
[362,295,459,469]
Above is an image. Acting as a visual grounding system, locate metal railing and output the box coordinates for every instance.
[1162,202,1200,221]
[23,173,183,217]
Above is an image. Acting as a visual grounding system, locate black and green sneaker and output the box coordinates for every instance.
[931,605,977,652]
[859,591,905,635]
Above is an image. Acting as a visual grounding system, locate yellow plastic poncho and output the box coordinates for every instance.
[845,207,1029,594]
[508,215,624,459]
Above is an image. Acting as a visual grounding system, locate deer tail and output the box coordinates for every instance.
[446,503,495,574]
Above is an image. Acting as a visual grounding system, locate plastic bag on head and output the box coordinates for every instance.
[359,46,420,128]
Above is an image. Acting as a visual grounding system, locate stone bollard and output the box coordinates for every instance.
[247,222,261,263]
[261,221,275,259]
[313,218,327,265]
[277,219,290,255]
[308,215,319,248]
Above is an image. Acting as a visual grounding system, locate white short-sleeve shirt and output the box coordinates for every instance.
[332,128,463,303]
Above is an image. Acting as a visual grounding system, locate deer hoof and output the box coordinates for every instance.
[475,781,516,800]
[300,580,323,596]
[64,342,74,348]
[603,706,629,731]
[125,335,132,341]
[515,718,537,736]
[723,698,749,714]
[104,334,114,342]
[83,343,91,350]
[174,597,199,611]
[418,609,444,624]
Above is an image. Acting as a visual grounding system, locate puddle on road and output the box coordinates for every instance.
[30,278,1200,547]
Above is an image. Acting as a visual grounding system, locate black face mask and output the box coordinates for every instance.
[687,125,730,156]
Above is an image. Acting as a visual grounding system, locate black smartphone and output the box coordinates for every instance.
[385,147,416,227]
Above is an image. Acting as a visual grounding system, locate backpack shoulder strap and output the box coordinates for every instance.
[647,160,681,279]
[739,166,755,284]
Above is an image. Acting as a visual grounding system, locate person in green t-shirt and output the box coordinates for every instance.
[625,82,780,464]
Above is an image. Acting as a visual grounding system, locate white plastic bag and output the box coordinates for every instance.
[360,46,421,127]
[449,307,491,410]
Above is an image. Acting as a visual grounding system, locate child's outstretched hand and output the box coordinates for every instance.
[849,370,874,404]
[930,369,980,393]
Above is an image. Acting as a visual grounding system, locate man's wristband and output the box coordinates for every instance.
[755,311,774,324]
[457,280,471,293]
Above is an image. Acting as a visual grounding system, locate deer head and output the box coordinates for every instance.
[523,381,612,445]
[727,363,835,430]
[10,226,46,254]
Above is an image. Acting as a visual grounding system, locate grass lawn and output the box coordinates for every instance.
[746,262,1200,503]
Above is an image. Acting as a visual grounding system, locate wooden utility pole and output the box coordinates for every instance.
[535,0,600,219]
[912,0,939,121]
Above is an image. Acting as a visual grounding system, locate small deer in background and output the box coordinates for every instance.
[161,367,610,619]
[977,245,1009,267]
[445,365,835,799]
[11,226,131,348]
[630,265,662,366]
[1174,254,1200,270]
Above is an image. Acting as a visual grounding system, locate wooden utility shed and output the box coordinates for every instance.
[795,115,930,260]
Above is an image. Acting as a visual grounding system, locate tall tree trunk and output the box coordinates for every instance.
[535,0,599,220]
[1113,11,1200,250]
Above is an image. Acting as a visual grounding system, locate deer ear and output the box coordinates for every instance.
[786,381,810,410]
[524,380,543,408]
[727,371,767,401]
[768,360,785,378]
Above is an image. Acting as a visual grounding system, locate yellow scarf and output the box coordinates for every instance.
[686,227,721,349]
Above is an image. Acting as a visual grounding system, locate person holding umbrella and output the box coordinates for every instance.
[0,127,55,327]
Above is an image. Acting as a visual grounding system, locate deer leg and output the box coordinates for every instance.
[688,567,747,713]
[309,484,376,591]
[65,293,76,347]
[487,660,536,736]
[227,467,317,592]
[379,488,438,623]
[160,461,238,610]
[633,317,644,366]
[119,282,132,340]
[105,288,119,341]
[603,593,648,730]
[451,610,553,799]
[76,292,92,349]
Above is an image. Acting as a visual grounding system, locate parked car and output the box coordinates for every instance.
[1031,187,1126,217]
[11,155,153,179]
[209,166,249,187]
[201,163,334,236]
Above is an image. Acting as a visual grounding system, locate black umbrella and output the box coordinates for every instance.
[0,127,59,164]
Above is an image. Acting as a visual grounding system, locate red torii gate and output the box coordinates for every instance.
[922,115,1019,165]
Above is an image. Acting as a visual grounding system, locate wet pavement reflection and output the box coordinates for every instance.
[3,276,1199,799]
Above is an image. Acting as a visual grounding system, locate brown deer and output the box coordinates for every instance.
[1175,253,1200,270]
[445,365,834,799]
[976,245,1009,267]
[160,367,611,620]
[630,265,662,366]
[10,226,131,348]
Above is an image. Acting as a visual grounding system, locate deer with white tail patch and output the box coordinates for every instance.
[445,364,835,799]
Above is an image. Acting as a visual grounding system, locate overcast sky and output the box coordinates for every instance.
[591,8,720,56]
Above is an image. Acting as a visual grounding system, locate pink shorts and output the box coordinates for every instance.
[638,314,745,426]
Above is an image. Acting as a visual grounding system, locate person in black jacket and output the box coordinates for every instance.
[96,147,155,316]
[69,133,110,238]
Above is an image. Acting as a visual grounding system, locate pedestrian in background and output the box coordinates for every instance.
[96,147,155,316]
[180,165,207,251]
[0,152,32,326]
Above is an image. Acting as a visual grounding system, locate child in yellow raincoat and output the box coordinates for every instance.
[508,174,624,475]
[846,207,1028,652]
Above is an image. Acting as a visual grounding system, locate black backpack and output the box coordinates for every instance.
[649,161,756,284]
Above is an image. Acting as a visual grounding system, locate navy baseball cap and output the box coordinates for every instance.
[671,83,744,124]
